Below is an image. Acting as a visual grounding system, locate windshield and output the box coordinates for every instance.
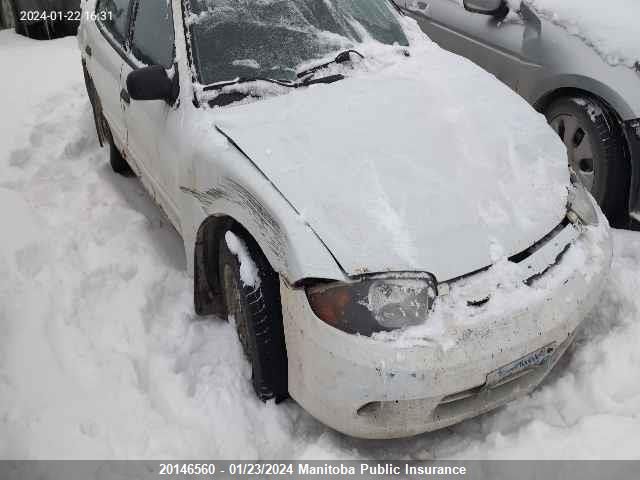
[186,0,409,86]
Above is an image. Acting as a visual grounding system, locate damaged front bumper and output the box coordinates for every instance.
[280,212,613,439]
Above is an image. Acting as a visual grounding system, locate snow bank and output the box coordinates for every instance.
[526,0,640,67]
[1,29,639,461]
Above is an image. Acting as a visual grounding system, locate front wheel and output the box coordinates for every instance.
[545,96,629,225]
[218,228,288,402]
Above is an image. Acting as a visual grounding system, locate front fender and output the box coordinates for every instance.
[180,136,346,286]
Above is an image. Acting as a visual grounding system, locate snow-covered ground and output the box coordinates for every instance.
[1,31,639,460]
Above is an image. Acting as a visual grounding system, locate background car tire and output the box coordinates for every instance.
[545,96,629,225]
[218,228,288,402]
[109,138,132,175]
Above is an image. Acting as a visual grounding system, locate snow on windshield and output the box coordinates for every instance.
[186,0,408,85]
[523,0,640,67]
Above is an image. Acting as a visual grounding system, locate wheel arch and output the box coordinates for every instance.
[193,213,279,317]
[183,165,347,317]
[537,87,613,118]
[531,74,637,121]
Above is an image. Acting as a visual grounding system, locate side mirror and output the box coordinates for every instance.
[126,65,175,102]
[463,0,509,17]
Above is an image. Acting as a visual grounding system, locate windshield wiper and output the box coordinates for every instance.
[204,72,347,93]
[388,0,404,15]
[203,77,295,92]
[206,74,346,107]
[296,49,365,79]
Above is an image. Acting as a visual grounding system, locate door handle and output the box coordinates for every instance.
[85,45,92,57]
[120,88,131,105]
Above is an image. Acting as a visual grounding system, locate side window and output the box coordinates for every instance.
[130,0,175,68]
[96,0,132,46]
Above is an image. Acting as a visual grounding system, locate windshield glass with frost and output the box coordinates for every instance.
[186,0,409,85]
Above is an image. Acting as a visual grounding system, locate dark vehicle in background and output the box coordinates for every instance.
[396,0,640,228]
[8,0,80,38]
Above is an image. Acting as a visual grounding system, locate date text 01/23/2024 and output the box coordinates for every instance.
[157,463,469,476]
[18,10,113,23]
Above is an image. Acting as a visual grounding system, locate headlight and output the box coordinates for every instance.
[568,182,599,226]
[306,275,437,336]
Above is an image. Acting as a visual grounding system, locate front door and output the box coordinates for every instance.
[121,0,181,230]
[401,0,542,93]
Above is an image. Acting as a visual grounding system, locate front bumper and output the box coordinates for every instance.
[281,214,612,439]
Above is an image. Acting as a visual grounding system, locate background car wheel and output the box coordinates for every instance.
[218,228,288,402]
[545,96,629,225]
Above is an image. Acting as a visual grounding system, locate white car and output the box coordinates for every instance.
[79,0,612,439]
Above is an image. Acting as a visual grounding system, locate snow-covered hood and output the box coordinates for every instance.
[525,0,640,68]
[214,45,569,281]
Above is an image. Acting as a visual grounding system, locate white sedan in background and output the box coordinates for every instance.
[79,0,611,438]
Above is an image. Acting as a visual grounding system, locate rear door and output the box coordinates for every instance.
[401,0,540,92]
[84,0,133,150]
[121,0,180,229]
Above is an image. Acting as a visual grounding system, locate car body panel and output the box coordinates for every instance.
[121,60,184,232]
[176,122,350,285]
[214,57,568,281]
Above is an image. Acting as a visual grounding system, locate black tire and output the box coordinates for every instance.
[545,96,629,225]
[218,228,288,402]
[109,137,133,175]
